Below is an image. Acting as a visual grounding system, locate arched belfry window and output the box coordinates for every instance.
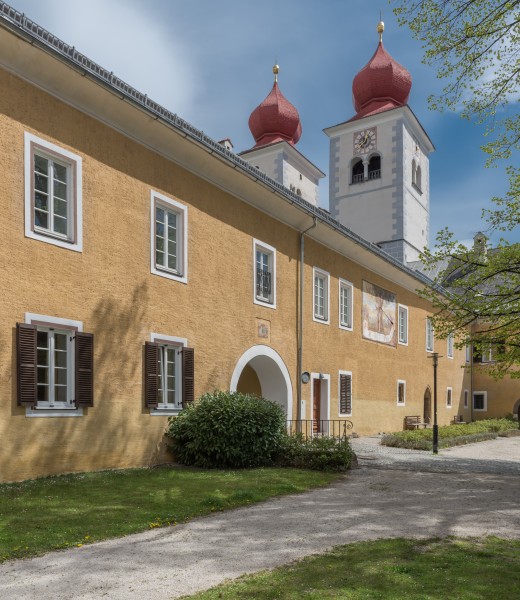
[415,166,422,191]
[412,159,417,185]
[351,158,364,184]
[367,154,381,181]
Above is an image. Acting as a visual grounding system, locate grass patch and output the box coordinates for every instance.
[0,466,338,563]
[182,537,520,599]
[382,418,518,450]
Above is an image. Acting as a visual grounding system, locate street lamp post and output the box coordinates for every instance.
[428,352,440,454]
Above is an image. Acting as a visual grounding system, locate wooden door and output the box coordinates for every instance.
[424,387,432,424]
[313,378,321,433]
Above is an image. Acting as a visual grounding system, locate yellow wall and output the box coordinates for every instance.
[0,66,492,483]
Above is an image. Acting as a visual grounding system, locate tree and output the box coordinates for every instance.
[394,0,520,377]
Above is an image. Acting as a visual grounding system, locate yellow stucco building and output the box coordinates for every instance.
[0,4,516,482]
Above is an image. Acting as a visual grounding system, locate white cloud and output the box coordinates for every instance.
[13,0,200,117]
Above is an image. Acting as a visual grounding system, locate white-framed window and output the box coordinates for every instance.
[446,387,452,408]
[23,313,85,417]
[426,317,434,352]
[338,279,353,331]
[464,389,469,408]
[313,267,330,324]
[398,304,408,345]
[338,371,352,416]
[253,239,276,308]
[151,191,188,284]
[473,391,487,411]
[24,132,83,252]
[447,333,454,359]
[397,380,406,406]
[481,346,493,363]
[150,333,187,415]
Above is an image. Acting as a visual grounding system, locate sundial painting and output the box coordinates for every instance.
[362,281,397,346]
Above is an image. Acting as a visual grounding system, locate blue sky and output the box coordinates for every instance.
[9,0,517,246]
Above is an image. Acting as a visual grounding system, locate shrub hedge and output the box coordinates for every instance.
[166,391,286,468]
[381,418,518,451]
[277,434,355,472]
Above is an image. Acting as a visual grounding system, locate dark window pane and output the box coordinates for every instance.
[55,385,67,403]
[34,155,48,174]
[55,368,67,385]
[37,384,48,402]
[35,210,48,229]
[35,192,48,211]
[37,367,49,384]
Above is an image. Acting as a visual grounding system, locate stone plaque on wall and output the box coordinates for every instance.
[256,318,270,341]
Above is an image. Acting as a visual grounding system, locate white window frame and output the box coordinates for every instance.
[473,391,488,412]
[24,132,83,252]
[338,370,353,417]
[398,304,408,346]
[426,317,434,352]
[24,312,83,417]
[447,333,454,359]
[446,386,453,408]
[338,279,353,331]
[313,267,330,324]
[253,239,276,309]
[150,191,188,284]
[150,333,187,416]
[397,380,406,406]
[464,389,469,409]
[481,346,493,363]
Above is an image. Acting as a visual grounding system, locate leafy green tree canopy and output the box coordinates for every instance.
[394,0,519,377]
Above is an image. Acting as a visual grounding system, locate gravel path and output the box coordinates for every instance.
[1,437,519,600]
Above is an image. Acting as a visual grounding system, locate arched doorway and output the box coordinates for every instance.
[423,386,432,424]
[513,399,520,420]
[230,345,293,420]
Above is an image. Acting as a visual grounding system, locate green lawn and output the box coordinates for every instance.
[182,537,520,599]
[0,466,339,563]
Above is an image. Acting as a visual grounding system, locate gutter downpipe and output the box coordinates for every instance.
[297,217,317,428]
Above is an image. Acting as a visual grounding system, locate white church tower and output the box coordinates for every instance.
[240,65,324,206]
[325,21,434,264]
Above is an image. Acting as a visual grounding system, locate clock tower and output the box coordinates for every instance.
[324,21,434,264]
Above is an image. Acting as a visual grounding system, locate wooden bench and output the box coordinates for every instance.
[404,415,428,430]
[452,415,467,425]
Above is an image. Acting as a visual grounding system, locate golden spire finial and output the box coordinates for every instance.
[377,11,384,43]
[273,63,279,83]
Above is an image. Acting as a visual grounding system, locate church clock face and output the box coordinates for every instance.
[353,128,377,154]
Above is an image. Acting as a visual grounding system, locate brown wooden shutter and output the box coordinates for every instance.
[75,332,94,407]
[339,374,352,415]
[182,347,195,408]
[144,342,159,408]
[17,323,37,407]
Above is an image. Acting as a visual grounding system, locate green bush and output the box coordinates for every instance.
[165,391,286,468]
[277,434,354,471]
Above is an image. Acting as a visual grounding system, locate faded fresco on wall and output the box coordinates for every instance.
[362,280,396,346]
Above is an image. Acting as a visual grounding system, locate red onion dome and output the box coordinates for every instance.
[248,66,302,148]
[352,40,412,119]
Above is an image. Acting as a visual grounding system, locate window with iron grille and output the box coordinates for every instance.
[253,240,276,308]
[473,391,487,411]
[25,132,82,252]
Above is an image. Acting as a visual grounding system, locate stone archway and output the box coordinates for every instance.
[230,345,293,420]
[424,386,432,424]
